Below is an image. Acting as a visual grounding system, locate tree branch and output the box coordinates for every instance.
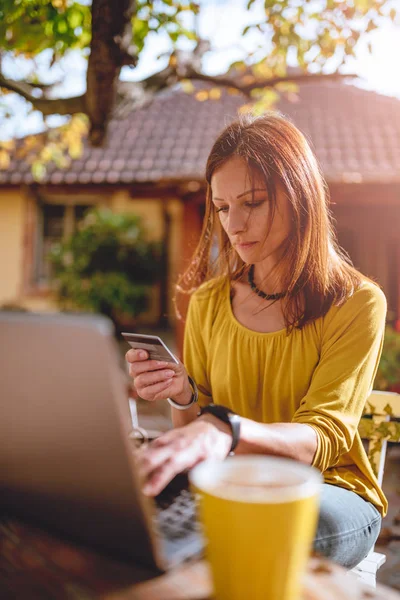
[1,63,358,131]
[0,73,86,115]
[26,80,64,92]
[181,67,358,97]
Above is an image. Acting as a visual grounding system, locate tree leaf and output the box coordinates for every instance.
[32,161,47,182]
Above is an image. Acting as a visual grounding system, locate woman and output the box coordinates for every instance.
[127,113,386,569]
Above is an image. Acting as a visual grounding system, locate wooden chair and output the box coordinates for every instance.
[350,390,400,587]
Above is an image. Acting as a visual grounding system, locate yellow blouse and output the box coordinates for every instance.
[183,277,388,516]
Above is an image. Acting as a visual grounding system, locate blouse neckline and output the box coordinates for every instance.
[225,279,289,338]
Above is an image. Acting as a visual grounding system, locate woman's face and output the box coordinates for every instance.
[210,156,292,267]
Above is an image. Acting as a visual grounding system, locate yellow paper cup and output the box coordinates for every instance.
[190,455,322,600]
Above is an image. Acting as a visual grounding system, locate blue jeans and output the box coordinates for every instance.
[313,484,382,569]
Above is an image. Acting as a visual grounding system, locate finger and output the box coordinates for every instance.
[125,349,149,363]
[142,459,178,496]
[136,442,175,481]
[134,369,175,389]
[127,381,139,400]
[142,449,204,496]
[136,432,192,479]
[137,431,198,483]
[128,359,173,378]
[136,378,173,401]
[150,428,189,448]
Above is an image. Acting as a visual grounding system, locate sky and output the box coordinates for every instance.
[1,0,400,140]
[130,0,400,91]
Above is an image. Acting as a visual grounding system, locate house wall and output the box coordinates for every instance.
[175,199,204,356]
[331,183,400,322]
[165,198,183,324]
[110,191,185,326]
[0,190,25,307]
[334,204,400,320]
[0,187,171,324]
[2,183,398,336]
[110,190,164,240]
[110,190,163,324]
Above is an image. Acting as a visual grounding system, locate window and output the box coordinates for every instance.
[35,203,91,285]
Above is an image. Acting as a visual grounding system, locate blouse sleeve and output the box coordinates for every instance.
[183,292,213,408]
[292,284,386,473]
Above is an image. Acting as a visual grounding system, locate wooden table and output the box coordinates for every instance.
[0,517,399,600]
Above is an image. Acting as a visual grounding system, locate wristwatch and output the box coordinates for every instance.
[167,376,198,410]
[199,404,241,455]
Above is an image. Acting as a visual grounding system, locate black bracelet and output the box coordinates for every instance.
[199,404,241,455]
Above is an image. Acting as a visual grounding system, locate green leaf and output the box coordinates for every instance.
[67,8,84,29]
[48,208,162,322]
[1,0,396,151]
[374,326,400,390]
[384,403,394,417]
[32,161,46,182]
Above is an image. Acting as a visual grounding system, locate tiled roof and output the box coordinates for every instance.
[1,79,400,186]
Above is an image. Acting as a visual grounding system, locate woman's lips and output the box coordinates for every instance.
[236,242,257,250]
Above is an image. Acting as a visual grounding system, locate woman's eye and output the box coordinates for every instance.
[215,200,264,214]
[245,201,263,209]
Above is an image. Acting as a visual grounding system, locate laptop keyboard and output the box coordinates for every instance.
[154,473,203,540]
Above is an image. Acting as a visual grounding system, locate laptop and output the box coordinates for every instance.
[0,311,203,575]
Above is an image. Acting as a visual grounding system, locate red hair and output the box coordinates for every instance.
[176,112,372,330]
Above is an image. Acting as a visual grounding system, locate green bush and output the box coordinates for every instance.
[374,325,400,392]
[49,208,162,330]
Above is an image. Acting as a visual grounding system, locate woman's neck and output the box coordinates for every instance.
[251,261,286,296]
[230,279,286,334]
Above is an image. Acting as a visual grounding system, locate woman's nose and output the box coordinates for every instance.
[226,209,248,235]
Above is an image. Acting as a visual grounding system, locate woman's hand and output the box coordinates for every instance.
[136,416,233,496]
[126,349,192,406]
